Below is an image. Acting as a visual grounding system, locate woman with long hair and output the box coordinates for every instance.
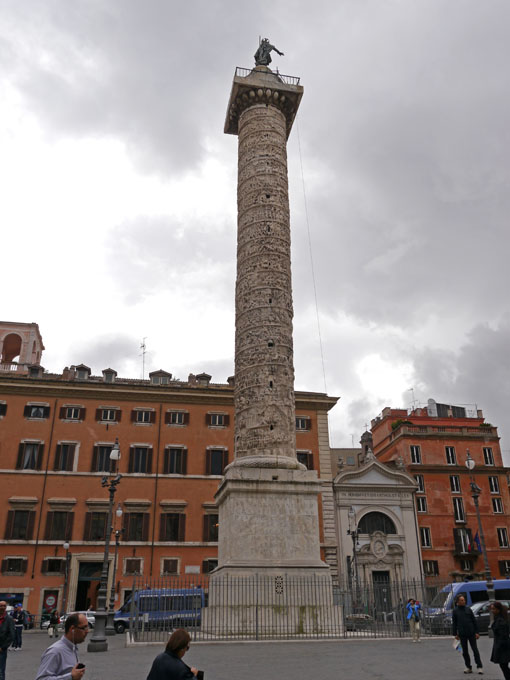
[146,629,199,680]
[490,601,510,680]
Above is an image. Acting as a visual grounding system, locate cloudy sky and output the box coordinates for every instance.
[2,1,510,458]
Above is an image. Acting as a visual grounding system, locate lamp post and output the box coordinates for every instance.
[87,439,122,652]
[465,449,495,625]
[348,506,359,606]
[61,542,71,615]
[105,504,124,636]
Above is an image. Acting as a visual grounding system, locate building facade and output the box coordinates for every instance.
[372,399,510,580]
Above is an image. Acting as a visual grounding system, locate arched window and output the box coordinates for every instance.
[358,512,397,535]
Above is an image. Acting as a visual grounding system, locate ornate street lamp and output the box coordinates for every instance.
[348,506,360,603]
[105,503,124,636]
[87,439,122,652]
[61,541,71,615]
[465,450,495,608]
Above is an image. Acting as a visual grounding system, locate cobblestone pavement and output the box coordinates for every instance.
[6,631,502,680]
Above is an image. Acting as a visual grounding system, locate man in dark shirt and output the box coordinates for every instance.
[453,594,484,674]
[0,601,15,680]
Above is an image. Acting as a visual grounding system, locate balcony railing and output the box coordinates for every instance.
[235,66,301,86]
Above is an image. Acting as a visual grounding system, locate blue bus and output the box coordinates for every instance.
[425,579,510,633]
[114,587,204,633]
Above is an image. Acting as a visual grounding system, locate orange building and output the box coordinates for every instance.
[372,400,510,581]
[0,324,338,617]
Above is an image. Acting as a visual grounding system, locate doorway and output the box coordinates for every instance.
[75,562,103,610]
[372,570,392,614]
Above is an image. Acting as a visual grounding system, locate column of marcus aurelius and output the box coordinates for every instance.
[203,57,335,635]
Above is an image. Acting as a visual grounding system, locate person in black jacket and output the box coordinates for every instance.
[0,601,15,680]
[490,601,510,679]
[453,594,484,674]
[147,629,199,680]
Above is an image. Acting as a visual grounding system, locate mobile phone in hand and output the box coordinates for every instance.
[76,663,86,669]
[197,671,204,680]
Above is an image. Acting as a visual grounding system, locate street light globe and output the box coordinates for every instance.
[63,541,70,550]
[110,438,121,461]
[115,503,123,518]
[465,449,476,471]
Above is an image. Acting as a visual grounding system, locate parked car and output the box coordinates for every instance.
[471,600,510,634]
[344,613,375,631]
[60,611,96,629]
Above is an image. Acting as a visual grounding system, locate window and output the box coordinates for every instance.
[489,476,500,494]
[445,446,457,465]
[484,447,495,466]
[163,448,187,475]
[16,442,44,470]
[83,512,108,541]
[297,451,314,470]
[450,475,461,493]
[346,456,355,465]
[453,497,465,522]
[91,445,113,473]
[53,444,76,471]
[132,410,155,424]
[357,512,397,535]
[0,403,7,417]
[202,559,218,574]
[96,408,121,422]
[203,514,219,542]
[59,406,85,421]
[414,474,425,493]
[165,411,189,426]
[423,560,439,576]
[206,449,228,475]
[416,497,427,513]
[206,413,229,427]
[128,447,152,473]
[1,558,27,574]
[44,511,74,541]
[42,558,65,574]
[162,559,179,575]
[420,527,432,548]
[499,561,510,577]
[461,559,474,572]
[493,498,504,514]
[123,513,149,542]
[24,404,50,419]
[5,510,35,540]
[498,528,509,548]
[159,513,185,541]
[296,416,311,431]
[410,445,421,464]
[124,558,142,575]
[453,527,473,553]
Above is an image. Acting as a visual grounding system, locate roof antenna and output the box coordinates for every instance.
[140,338,147,380]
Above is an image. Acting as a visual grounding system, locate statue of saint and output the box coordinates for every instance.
[254,38,284,66]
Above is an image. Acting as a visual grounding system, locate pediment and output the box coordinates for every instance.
[335,459,416,488]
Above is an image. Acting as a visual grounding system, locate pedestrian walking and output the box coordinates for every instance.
[35,612,88,680]
[147,628,200,680]
[0,601,15,680]
[48,611,60,638]
[10,604,24,650]
[490,601,510,680]
[452,594,484,674]
[406,598,422,642]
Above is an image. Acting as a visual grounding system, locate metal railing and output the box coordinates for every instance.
[235,67,300,86]
[126,575,456,642]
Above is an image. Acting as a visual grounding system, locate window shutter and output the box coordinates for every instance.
[65,513,74,541]
[116,410,122,422]
[91,446,98,472]
[202,560,209,574]
[21,559,27,574]
[95,408,102,421]
[183,412,190,425]
[159,514,166,541]
[182,450,188,475]
[150,410,156,424]
[306,453,314,470]
[83,512,92,541]
[54,445,61,471]
[36,444,44,470]
[147,450,153,474]
[27,511,35,540]
[5,510,15,540]
[79,408,86,420]
[203,515,209,542]
[66,446,75,472]
[43,406,50,418]
[1,560,7,574]
[206,413,211,426]
[164,412,171,425]
[128,448,134,473]
[222,450,229,473]
[16,443,24,469]
[59,406,66,419]
[142,513,150,542]
[41,560,48,574]
[131,410,137,423]
[45,512,54,540]
[205,450,211,475]
[162,449,169,475]
[224,414,230,426]
[178,514,186,542]
[123,513,130,539]
[23,405,31,417]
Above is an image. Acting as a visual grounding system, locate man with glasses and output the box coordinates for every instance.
[36,612,88,680]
